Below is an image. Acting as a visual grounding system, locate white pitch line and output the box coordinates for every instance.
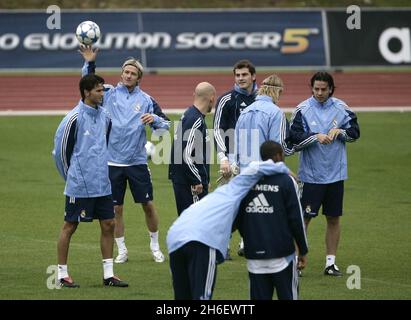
[361,277,411,289]
[1,106,411,116]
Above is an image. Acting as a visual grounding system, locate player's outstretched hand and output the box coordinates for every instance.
[78,45,99,62]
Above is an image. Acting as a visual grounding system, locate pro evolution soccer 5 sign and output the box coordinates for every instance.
[0,10,325,69]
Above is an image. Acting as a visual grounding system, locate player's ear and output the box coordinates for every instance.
[273,152,284,163]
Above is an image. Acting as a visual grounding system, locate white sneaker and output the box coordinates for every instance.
[114,252,128,264]
[151,249,165,263]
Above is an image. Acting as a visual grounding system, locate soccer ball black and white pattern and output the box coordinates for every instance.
[145,141,155,159]
[76,21,100,45]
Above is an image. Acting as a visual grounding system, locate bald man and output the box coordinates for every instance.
[169,82,216,215]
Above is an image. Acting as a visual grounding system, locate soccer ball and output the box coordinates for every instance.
[76,21,100,45]
[145,141,156,159]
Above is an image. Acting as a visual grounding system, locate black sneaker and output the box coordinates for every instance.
[324,264,343,277]
[237,247,244,257]
[103,276,129,287]
[59,276,80,288]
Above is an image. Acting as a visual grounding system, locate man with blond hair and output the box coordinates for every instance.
[79,46,170,264]
[234,74,294,255]
[235,74,293,171]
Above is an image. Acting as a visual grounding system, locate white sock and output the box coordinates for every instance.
[58,264,68,280]
[326,255,336,267]
[115,237,127,254]
[102,258,114,279]
[149,231,159,251]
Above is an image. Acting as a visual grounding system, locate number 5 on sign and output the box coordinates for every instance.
[281,28,319,54]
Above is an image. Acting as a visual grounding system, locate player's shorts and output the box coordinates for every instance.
[172,182,208,216]
[300,180,344,218]
[109,165,153,205]
[64,195,114,222]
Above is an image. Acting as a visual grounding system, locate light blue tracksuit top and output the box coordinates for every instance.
[235,95,292,171]
[53,101,112,197]
[290,96,360,184]
[166,160,290,260]
[82,62,170,165]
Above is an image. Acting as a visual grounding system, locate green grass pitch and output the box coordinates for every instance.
[0,112,410,300]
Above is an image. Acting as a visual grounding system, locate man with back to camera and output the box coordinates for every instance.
[169,82,216,216]
[235,73,293,172]
[289,71,360,276]
[236,141,307,300]
[234,74,294,256]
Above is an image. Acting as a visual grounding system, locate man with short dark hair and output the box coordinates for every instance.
[213,60,257,259]
[290,71,360,276]
[237,141,307,300]
[53,74,128,288]
[214,59,257,180]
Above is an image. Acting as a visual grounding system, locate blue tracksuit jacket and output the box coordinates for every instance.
[235,95,293,171]
[53,101,112,197]
[82,61,170,165]
[289,96,360,184]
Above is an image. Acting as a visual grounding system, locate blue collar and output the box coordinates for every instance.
[234,82,257,97]
[309,96,333,108]
[255,95,272,102]
[80,100,99,115]
[118,82,141,94]
[191,105,206,117]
